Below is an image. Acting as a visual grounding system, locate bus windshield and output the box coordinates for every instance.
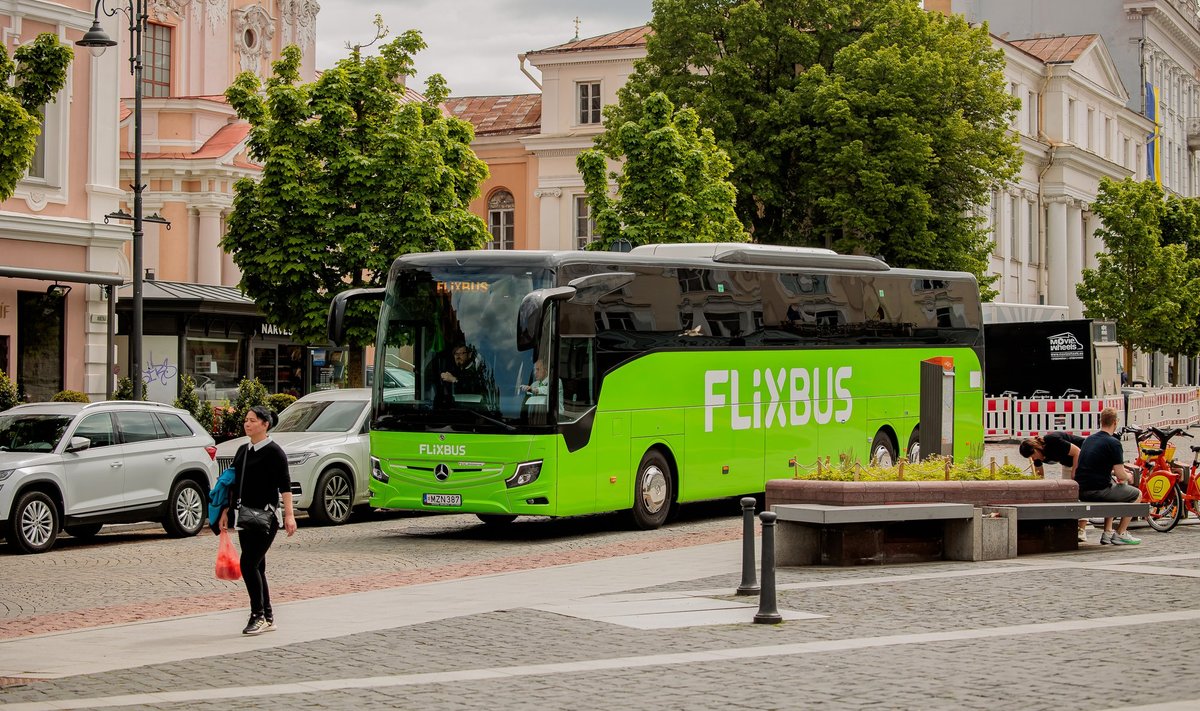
[374,264,555,433]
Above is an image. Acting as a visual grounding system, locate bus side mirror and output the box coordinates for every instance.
[328,288,385,345]
[517,287,575,351]
[566,272,635,305]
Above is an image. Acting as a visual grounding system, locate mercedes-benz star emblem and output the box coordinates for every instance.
[434,464,450,481]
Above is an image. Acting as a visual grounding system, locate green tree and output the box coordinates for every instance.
[0,34,72,201]
[578,92,746,249]
[113,377,148,401]
[223,24,489,383]
[1076,177,1200,373]
[609,0,1020,292]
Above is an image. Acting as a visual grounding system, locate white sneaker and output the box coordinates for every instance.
[1111,531,1141,546]
[1077,528,1088,543]
[1100,531,1114,545]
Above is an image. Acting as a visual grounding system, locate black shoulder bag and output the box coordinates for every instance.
[235,445,275,534]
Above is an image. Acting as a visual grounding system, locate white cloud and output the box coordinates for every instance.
[315,0,651,96]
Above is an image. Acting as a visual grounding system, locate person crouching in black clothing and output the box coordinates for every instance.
[219,405,297,635]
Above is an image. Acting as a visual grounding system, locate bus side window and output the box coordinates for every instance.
[558,336,596,422]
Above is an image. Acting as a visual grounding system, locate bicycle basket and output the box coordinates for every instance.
[1139,438,1176,460]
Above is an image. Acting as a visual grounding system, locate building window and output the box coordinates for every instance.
[1067,99,1077,143]
[143,23,172,97]
[26,110,46,179]
[1009,194,1020,261]
[487,190,515,250]
[1027,200,1038,265]
[575,195,595,249]
[578,82,601,124]
[1010,82,1020,128]
[1026,91,1036,135]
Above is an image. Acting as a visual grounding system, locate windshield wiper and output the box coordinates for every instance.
[459,409,516,432]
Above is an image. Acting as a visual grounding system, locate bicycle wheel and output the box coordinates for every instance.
[1146,487,1183,533]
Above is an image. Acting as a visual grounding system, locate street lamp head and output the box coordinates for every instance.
[76,19,117,57]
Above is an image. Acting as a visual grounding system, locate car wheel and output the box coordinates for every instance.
[628,449,672,530]
[476,514,518,525]
[8,491,59,554]
[870,430,898,468]
[65,523,103,539]
[162,479,205,538]
[310,468,353,525]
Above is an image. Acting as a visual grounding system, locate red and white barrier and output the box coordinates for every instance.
[985,388,1200,441]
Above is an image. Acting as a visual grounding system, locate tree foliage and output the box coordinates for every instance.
[608,0,1020,291]
[223,28,489,347]
[579,92,746,249]
[0,34,72,201]
[1076,178,1200,361]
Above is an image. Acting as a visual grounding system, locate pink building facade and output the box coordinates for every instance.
[1,0,317,403]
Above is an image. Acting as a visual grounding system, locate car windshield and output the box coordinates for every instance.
[0,414,74,452]
[273,400,366,433]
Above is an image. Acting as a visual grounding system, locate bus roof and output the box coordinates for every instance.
[393,246,977,284]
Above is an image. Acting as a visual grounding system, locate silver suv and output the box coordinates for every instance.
[0,401,219,554]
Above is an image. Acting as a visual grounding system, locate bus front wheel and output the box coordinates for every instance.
[630,450,672,530]
[870,431,898,468]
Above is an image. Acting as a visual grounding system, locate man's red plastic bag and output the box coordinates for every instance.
[215,530,241,581]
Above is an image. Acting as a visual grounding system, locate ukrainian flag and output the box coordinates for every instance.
[1146,82,1161,184]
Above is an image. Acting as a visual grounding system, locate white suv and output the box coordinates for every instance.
[216,388,370,525]
[0,401,219,554]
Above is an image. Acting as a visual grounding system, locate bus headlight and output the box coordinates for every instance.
[371,456,389,484]
[505,460,542,488]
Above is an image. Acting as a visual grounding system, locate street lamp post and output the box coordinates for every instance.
[77,0,147,400]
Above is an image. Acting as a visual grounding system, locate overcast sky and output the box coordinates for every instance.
[313,1,652,97]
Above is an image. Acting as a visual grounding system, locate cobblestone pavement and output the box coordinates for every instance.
[3,437,1200,709]
[2,526,1200,709]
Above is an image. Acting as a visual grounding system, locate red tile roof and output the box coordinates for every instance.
[1007,34,1098,63]
[529,25,651,55]
[444,94,542,136]
[120,122,252,161]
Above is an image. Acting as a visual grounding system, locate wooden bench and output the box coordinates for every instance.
[772,503,1014,566]
[1005,502,1151,554]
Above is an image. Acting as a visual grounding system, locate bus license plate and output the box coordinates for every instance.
[423,493,461,507]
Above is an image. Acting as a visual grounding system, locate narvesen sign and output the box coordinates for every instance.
[704,367,853,432]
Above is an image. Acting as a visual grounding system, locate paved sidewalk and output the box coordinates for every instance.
[4,526,1200,710]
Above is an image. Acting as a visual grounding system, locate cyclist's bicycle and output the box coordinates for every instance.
[1120,426,1191,532]
[1170,443,1200,525]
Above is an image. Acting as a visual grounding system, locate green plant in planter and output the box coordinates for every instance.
[222,378,270,438]
[267,393,296,414]
[794,454,1027,482]
[51,390,90,403]
[113,376,147,401]
[0,369,20,411]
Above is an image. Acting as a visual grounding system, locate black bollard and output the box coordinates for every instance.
[753,511,783,624]
[736,497,760,596]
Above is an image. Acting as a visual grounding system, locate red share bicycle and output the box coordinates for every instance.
[1119,426,1192,533]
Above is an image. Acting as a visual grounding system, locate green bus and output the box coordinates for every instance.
[328,243,984,529]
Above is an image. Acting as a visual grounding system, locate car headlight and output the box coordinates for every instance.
[505,460,542,489]
[0,468,15,482]
[286,451,317,467]
[371,456,388,484]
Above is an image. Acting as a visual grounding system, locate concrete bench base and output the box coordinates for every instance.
[1008,502,1150,555]
[773,503,1017,566]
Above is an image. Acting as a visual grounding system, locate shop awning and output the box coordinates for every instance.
[116,280,260,316]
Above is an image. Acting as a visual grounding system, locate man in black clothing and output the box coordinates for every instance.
[1074,407,1141,545]
[439,344,487,399]
[1019,431,1088,541]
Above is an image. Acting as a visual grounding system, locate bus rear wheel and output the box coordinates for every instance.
[630,450,672,530]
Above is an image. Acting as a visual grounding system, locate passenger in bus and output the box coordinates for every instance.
[520,359,563,412]
[439,344,487,398]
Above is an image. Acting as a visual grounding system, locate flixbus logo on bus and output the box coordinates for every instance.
[419,443,466,456]
[704,367,853,433]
